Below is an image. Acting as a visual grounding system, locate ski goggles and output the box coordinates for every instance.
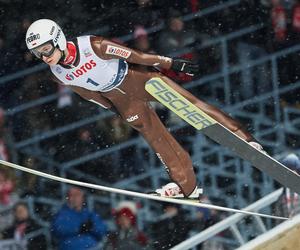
[30,41,56,59]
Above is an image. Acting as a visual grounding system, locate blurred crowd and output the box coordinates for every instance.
[0,183,226,249]
[0,0,300,249]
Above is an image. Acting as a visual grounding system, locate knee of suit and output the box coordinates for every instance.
[123,109,155,132]
[127,120,144,131]
[127,116,158,134]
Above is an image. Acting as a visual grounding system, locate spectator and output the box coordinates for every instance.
[192,195,224,250]
[51,187,107,250]
[104,200,151,249]
[0,202,47,249]
[129,0,164,30]
[105,0,163,37]
[0,109,17,220]
[0,168,19,231]
[14,18,37,70]
[132,26,151,52]
[157,10,200,84]
[0,38,10,107]
[131,25,166,91]
[50,84,78,128]
[0,168,16,207]
[282,153,300,175]
[274,153,300,219]
[0,109,9,162]
[167,0,200,14]
[18,157,40,198]
[291,0,300,41]
[0,107,16,162]
[102,116,138,179]
[72,128,98,158]
[0,36,11,78]
[150,203,191,249]
[157,10,199,55]
[236,42,269,100]
[270,0,289,49]
[104,116,134,145]
[57,84,73,109]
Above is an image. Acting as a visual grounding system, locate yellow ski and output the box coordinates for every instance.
[145,77,217,130]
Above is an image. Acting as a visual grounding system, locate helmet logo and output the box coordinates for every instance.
[50,26,55,35]
[54,29,61,44]
[26,33,40,44]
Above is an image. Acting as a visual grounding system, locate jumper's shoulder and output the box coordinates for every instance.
[90,36,110,59]
[90,36,105,46]
[90,36,104,51]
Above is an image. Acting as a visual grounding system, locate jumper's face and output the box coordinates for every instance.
[41,48,61,65]
[31,42,61,65]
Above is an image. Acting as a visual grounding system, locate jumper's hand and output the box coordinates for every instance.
[170,58,200,76]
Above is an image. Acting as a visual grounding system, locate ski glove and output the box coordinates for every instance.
[170,58,200,76]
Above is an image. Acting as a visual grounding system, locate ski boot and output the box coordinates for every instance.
[151,182,203,200]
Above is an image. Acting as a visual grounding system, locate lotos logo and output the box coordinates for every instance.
[65,59,97,80]
[65,73,74,81]
[105,45,131,59]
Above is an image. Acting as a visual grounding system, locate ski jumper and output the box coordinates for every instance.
[50,36,254,197]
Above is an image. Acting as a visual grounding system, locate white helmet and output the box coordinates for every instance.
[25,19,66,57]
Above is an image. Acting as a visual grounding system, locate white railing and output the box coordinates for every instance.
[0,239,26,250]
[171,188,284,250]
[236,213,300,250]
